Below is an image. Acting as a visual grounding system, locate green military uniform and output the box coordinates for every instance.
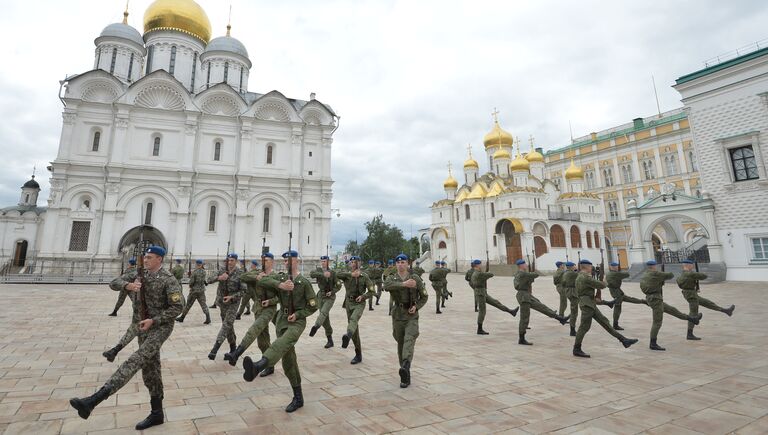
[178,267,211,323]
[471,269,517,334]
[336,270,375,358]
[465,268,478,312]
[171,264,184,283]
[236,268,257,319]
[383,265,396,314]
[309,266,341,344]
[606,270,645,329]
[553,268,567,317]
[640,268,699,350]
[384,268,428,388]
[574,272,634,356]
[233,269,279,360]
[677,269,734,339]
[562,269,579,334]
[103,268,140,362]
[514,270,563,344]
[109,265,135,316]
[368,265,384,309]
[413,265,426,276]
[207,265,244,358]
[429,267,450,312]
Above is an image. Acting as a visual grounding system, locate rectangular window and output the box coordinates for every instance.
[208,205,216,232]
[190,52,197,92]
[730,145,759,181]
[224,62,229,82]
[214,142,221,161]
[493,236,497,247]
[146,45,154,74]
[308,170,313,176]
[752,237,768,261]
[464,204,471,220]
[127,53,134,82]
[152,137,160,157]
[239,67,244,91]
[309,151,313,157]
[109,48,117,74]
[206,61,211,89]
[68,221,91,251]
[169,46,177,75]
[92,131,101,152]
[490,203,495,217]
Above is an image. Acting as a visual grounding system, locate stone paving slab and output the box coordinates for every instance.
[0,274,766,434]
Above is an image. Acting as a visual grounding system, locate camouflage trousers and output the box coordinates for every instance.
[112,289,129,314]
[313,298,335,336]
[215,297,239,346]
[682,289,726,330]
[646,294,689,340]
[117,321,139,348]
[475,288,514,324]
[556,286,567,317]
[393,317,419,363]
[609,287,645,325]
[105,324,173,398]
[516,291,559,334]
[237,293,254,317]
[345,302,366,351]
[566,287,579,330]
[181,290,210,318]
[240,306,275,354]
[575,298,625,347]
[263,321,306,387]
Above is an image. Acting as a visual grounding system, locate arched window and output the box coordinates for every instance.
[689,151,697,172]
[464,204,471,220]
[266,144,274,164]
[224,61,229,82]
[109,48,117,74]
[214,141,221,161]
[586,230,593,248]
[144,202,153,225]
[603,168,614,187]
[208,204,216,232]
[169,46,177,75]
[262,206,270,233]
[550,224,566,248]
[206,61,211,89]
[438,241,447,249]
[25,194,30,203]
[239,67,244,92]
[570,225,582,248]
[665,155,677,175]
[83,199,91,209]
[152,136,161,156]
[594,231,600,249]
[92,130,101,152]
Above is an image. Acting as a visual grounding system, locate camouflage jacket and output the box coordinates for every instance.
[336,270,375,304]
[429,268,449,283]
[207,266,244,301]
[309,267,341,300]
[111,268,183,327]
[575,272,606,300]
[413,266,426,276]
[110,268,139,322]
[367,267,384,284]
[605,270,630,290]
[677,270,707,291]
[240,270,280,308]
[188,268,208,292]
[561,270,578,289]
[514,270,539,292]
[259,273,318,330]
[553,269,564,289]
[172,265,185,282]
[639,270,674,296]
[464,269,475,287]
[384,271,428,321]
[470,270,493,289]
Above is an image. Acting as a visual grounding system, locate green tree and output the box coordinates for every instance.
[344,240,361,258]
[404,237,420,260]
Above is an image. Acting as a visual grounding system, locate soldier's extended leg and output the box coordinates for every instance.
[368,292,374,311]
[342,305,364,363]
[243,324,303,382]
[197,292,211,324]
[210,301,238,360]
[109,290,128,316]
[476,290,488,334]
[310,299,334,339]
[684,292,701,340]
[399,319,419,388]
[393,320,404,363]
[573,304,595,357]
[103,322,139,362]
[518,303,532,345]
[648,296,665,350]
[557,288,567,317]
[610,288,624,329]
[485,294,519,317]
[227,308,273,366]
[529,295,564,321]
[698,295,733,315]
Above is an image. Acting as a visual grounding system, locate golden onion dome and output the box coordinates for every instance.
[144,0,212,44]
[526,148,544,163]
[493,147,511,160]
[463,157,479,169]
[483,120,514,149]
[443,174,459,189]
[510,152,530,172]
[565,159,584,180]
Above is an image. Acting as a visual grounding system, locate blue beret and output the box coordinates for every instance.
[350,256,361,261]
[565,261,575,267]
[282,250,299,258]
[368,260,375,265]
[251,259,259,265]
[195,259,203,264]
[375,261,382,265]
[395,254,409,262]
[227,253,238,260]
[646,260,657,266]
[175,259,182,263]
[471,259,482,266]
[320,255,329,260]
[146,246,166,257]
[128,257,137,265]
[435,261,441,265]
[609,262,619,267]
[387,259,394,265]
[681,259,694,264]
[555,261,563,267]
[262,252,274,259]
[515,259,526,265]
[579,259,592,265]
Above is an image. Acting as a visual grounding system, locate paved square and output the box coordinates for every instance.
[1,274,767,434]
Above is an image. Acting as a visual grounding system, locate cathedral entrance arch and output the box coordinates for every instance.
[118,225,167,259]
[13,240,28,267]
[495,218,523,264]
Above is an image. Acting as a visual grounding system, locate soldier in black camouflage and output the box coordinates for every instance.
[207,253,244,360]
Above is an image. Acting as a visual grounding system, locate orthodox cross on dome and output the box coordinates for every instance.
[491,107,500,123]
[528,134,535,149]
[226,5,233,36]
[123,0,130,24]
[32,165,36,178]
[466,143,473,158]
[447,161,453,175]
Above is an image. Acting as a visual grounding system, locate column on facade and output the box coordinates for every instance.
[675,143,686,177]
[653,147,664,179]
[56,109,77,159]
[96,183,120,256]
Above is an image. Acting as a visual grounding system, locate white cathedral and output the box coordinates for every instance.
[429,116,605,271]
[0,0,337,271]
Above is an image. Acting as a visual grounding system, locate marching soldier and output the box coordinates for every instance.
[465,264,478,312]
[470,259,519,335]
[562,261,580,336]
[553,261,567,317]
[514,259,569,345]
[383,259,396,315]
[102,261,140,362]
[677,259,735,340]
[224,253,278,376]
[368,260,384,310]
[413,261,425,277]
[70,246,183,430]
[606,261,645,330]
[207,253,244,360]
[171,259,184,284]
[309,255,341,348]
[640,260,702,351]
[109,257,136,316]
[336,256,375,364]
[242,250,318,413]
[236,260,260,319]
[384,254,427,388]
[439,261,453,307]
[176,259,211,324]
[573,259,638,357]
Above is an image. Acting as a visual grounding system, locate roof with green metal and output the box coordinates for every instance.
[676,46,768,85]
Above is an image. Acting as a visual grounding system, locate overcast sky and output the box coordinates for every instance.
[1,0,767,251]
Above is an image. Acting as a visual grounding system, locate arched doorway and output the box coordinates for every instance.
[118,225,167,259]
[496,219,522,264]
[533,236,547,257]
[13,240,28,267]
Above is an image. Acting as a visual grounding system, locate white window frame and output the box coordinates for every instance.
[748,234,768,264]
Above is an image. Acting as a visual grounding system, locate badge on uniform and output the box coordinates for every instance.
[309,298,317,307]
[171,293,181,302]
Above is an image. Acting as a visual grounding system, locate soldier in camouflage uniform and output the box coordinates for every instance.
[429,261,451,313]
[336,256,375,364]
[207,253,244,360]
[384,254,428,388]
[383,259,396,315]
[677,259,734,340]
[102,263,140,362]
[413,261,425,277]
[176,259,211,324]
[243,250,317,413]
[553,261,567,317]
[171,259,184,284]
[561,261,580,336]
[470,259,519,335]
[368,260,384,310]
[465,266,479,312]
[605,261,645,330]
[309,255,341,348]
[572,260,638,357]
[109,257,137,316]
[70,246,183,430]
[236,260,260,319]
[225,253,278,375]
[514,259,569,345]
[640,260,702,351]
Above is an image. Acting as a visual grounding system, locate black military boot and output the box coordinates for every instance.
[649,339,666,351]
[688,312,703,325]
[518,333,532,345]
[135,396,164,430]
[70,385,110,419]
[223,342,236,361]
[208,341,222,360]
[399,360,411,388]
[210,303,217,309]
[436,308,442,314]
[243,356,268,381]
[441,301,446,308]
[613,322,624,331]
[558,315,570,325]
[508,306,519,317]
[375,295,381,305]
[175,314,185,323]
[204,313,211,324]
[235,314,241,320]
[369,299,374,311]
[244,308,251,316]
[621,337,638,348]
[309,325,320,337]
[570,327,577,337]
[724,305,735,317]
[259,366,275,377]
[108,310,118,317]
[573,345,590,358]
[285,385,304,413]
[687,328,701,341]
[604,300,616,309]
[341,332,351,349]
[477,323,489,335]
[102,344,123,362]
[225,345,246,366]
[350,350,362,365]
[324,335,334,348]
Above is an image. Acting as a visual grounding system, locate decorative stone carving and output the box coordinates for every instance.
[106,183,120,194]
[184,123,197,136]
[237,189,250,200]
[201,95,240,116]
[177,186,192,197]
[114,117,129,129]
[135,85,185,111]
[82,83,119,103]
[254,103,290,122]
[292,134,303,145]
[62,113,77,125]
